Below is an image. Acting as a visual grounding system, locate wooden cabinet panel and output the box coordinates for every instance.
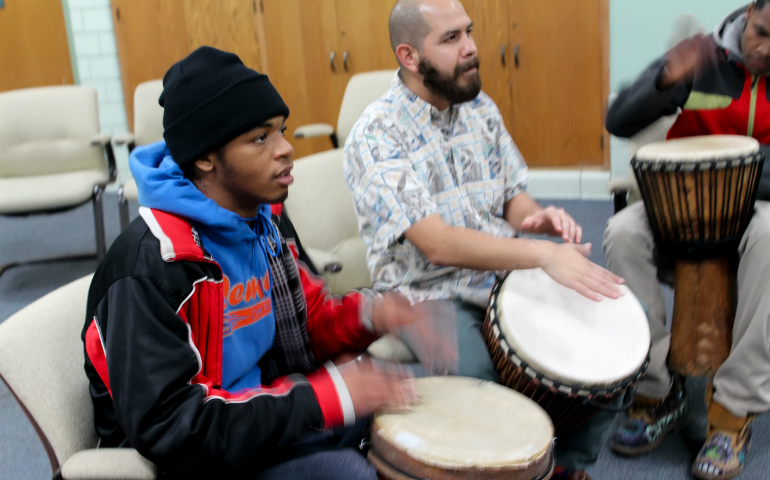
[0,0,73,92]
[261,0,344,159]
[460,0,513,133]
[335,0,398,76]
[111,0,190,128]
[508,0,606,168]
[112,0,263,129]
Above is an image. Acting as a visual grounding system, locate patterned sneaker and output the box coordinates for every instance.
[611,376,688,456]
[693,400,754,480]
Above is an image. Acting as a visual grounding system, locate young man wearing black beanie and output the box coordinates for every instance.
[81,46,426,480]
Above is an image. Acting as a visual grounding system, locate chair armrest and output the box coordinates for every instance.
[89,133,112,147]
[113,133,136,146]
[59,448,156,480]
[305,247,344,273]
[294,123,335,139]
[606,176,636,194]
[90,134,117,184]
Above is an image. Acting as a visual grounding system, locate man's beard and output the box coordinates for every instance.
[418,56,481,104]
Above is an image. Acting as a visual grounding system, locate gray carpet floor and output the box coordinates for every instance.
[0,196,767,479]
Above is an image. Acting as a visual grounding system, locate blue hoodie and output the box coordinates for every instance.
[130,141,280,392]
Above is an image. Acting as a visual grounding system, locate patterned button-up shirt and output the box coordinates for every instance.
[343,73,529,307]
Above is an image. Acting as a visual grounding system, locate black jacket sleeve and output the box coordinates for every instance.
[96,275,328,474]
[605,58,691,138]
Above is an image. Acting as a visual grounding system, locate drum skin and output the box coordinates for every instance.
[369,377,554,480]
[483,270,650,438]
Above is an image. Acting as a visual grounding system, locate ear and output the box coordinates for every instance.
[395,43,421,74]
[194,154,215,174]
[747,3,755,20]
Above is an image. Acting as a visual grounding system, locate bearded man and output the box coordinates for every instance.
[343,1,625,479]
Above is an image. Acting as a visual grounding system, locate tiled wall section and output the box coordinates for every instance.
[64,0,130,186]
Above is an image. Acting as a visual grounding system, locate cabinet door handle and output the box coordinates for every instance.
[500,45,506,66]
[330,52,336,71]
[514,45,520,68]
[343,51,349,72]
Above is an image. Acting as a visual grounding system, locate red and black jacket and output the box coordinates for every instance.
[81,205,377,476]
[606,21,770,201]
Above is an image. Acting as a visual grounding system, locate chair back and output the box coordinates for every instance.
[0,276,98,473]
[133,80,165,147]
[285,149,372,294]
[0,86,105,178]
[336,70,396,146]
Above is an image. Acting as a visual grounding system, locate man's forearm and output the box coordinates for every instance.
[404,215,550,272]
[503,192,542,229]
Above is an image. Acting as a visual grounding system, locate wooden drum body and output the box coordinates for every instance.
[369,377,555,480]
[483,269,650,437]
[631,135,764,375]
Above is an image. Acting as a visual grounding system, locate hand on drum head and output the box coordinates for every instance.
[658,33,718,89]
[540,242,626,302]
[398,300,460,376]
[520,206,583,243]
[335,355,418,417]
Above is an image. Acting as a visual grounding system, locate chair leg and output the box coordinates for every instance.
[92,185,107,261]
[118,186,130,231]
[613,189,628,214]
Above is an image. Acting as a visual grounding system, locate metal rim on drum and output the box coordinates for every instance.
[485,272,650,401]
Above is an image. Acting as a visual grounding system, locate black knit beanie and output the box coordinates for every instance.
[159,46,290,167]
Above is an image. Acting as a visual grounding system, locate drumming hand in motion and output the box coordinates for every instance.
[658,33,717,89]
[370,294,460,375]
[540,242,625,302]
[336,356,418,417]
[520,206,582,243]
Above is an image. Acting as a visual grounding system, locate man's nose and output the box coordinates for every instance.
[275,135,294,160]
[462,33,478,58]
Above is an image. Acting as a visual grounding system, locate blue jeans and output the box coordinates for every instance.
[252,419,376,480]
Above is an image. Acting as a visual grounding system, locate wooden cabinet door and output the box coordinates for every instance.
[508,0,607,168]
[334,0,398,77]
[0,0,73,92]
[112,0,264,130]
[461,0,513,133]
[261,0,345,159]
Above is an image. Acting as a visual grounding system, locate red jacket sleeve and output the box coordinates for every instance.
[292,249,378,362]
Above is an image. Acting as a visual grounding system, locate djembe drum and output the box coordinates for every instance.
[368,376,555,480]
[483,268,651,437]
[631,135,765,376]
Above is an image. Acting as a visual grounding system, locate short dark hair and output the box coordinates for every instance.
[755,0,769,12]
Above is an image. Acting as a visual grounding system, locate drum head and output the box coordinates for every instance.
[372,377,553,474]
[635,135,759,162]
[498,268,650,387]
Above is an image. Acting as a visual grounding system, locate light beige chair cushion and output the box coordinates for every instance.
[0,86,106,177]
[336,70,396,146]
[133,80,164,147]
[285,149,372,295]
[61,449,155,480]
[0,276,156,479]
[0,86,110,214]
[0,170,108,214]
[122,177,139,202]
[0,276,97,467]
